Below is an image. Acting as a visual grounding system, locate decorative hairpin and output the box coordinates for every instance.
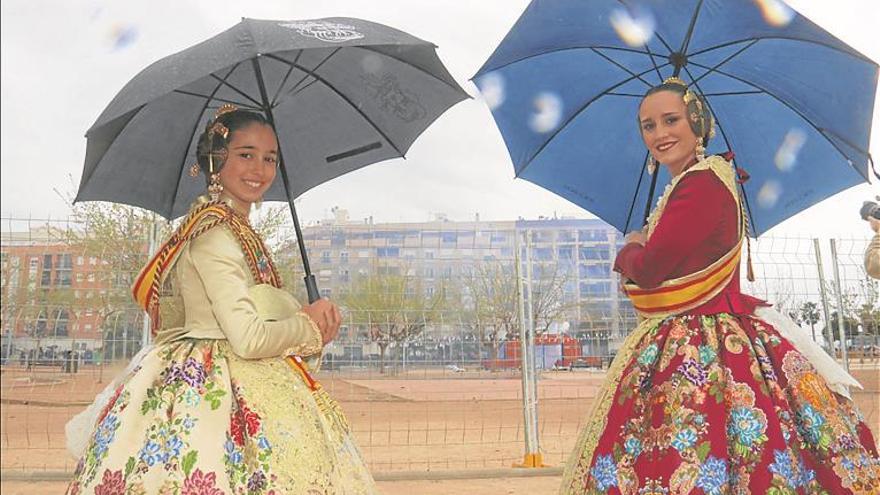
[214,103,238,120]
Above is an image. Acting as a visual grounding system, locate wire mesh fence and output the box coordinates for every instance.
[1,214,877,478]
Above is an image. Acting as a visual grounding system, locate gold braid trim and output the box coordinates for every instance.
[559,318,661,494]
[646,155,739,239]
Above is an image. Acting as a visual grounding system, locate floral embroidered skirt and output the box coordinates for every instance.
[560,313,880,495]
[66,340,377,494]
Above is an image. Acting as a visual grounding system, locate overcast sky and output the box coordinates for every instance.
[1,0,878,237]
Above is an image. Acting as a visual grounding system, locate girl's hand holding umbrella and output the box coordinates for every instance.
[302,299,342,345]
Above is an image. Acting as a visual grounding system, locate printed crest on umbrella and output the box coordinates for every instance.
[279,21,365,43]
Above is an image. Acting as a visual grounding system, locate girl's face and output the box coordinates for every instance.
[638,90,699,175]
[218,123,278,212]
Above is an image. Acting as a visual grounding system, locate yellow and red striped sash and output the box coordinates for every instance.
[132,200,281,335]
[624,237,742,318]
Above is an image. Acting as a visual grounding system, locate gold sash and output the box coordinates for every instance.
[132,198,281,335]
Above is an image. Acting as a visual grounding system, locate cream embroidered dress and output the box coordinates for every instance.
[66,199,377,495]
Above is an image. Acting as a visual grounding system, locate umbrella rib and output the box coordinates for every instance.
[270,50,303,107]
[285,48,341,100]
[590,48,653,87]
[641,40,665,83]
[678,0,705,56]
[689,61,868,181]
[688,36,878,65]
[681,64,759,236]
[688,40,759,87]
[475,45,654,77]
[517,62,672,178]
[701,90,763,97]
[288,79,321,98]
[264,52,404,156]
[208,74,262,107]
[168,64,242,218]
[354,45,467,96]
[172,89,262,110]
[623,151,650,233]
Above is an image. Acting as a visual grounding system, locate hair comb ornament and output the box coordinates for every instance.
[214,103,238,120]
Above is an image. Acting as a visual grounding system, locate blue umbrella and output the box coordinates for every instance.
[474,0,878,236]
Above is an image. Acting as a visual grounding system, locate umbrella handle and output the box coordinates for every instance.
[304,274,320,303]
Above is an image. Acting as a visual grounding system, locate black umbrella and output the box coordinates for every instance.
[77,17,468,301]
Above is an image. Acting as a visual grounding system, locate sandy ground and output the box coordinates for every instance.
[1,475,564,495]
[1,363,877,493]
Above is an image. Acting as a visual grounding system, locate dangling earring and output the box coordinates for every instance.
[254,197,263,210]
[695,137,706,162]
[207,153,223,201]
[208,173,223,201]
[646,153,657,175]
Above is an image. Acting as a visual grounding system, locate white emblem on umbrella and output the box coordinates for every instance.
[280,21,365,43]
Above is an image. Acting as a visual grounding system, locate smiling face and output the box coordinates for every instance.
[218,123,278,213]
[638,90,699,176]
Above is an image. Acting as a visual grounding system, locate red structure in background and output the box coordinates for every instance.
[481,334,601,370]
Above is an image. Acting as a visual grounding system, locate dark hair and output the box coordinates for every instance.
[195,110,274,183]
[640,81,714,144]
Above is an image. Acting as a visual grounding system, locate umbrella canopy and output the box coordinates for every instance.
[78,17,468,219]
[474,0,878,235]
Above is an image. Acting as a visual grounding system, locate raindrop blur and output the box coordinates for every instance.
[774,128,807,171]
[109,23,139,50]
[757,180,782,208]
[609,6,656,47]
[529,92,563,134]
[477,72,505,110]
[361,53,383,74]
[754,0,795,27]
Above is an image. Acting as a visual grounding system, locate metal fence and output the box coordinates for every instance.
[1,214,877,479]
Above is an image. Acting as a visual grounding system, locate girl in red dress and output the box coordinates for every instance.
[560,78,879,495]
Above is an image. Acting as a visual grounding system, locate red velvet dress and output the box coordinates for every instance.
[561,168,879,494]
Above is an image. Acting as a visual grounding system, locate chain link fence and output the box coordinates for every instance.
[1,214,877,479]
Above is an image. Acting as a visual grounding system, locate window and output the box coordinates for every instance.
[377,247,399,258]
[579,247,610,261]
[424,268,434,278]
[579,281,611,296]
[84,324,93,332]
[580,264,611,279]
[320,288,332,298]
[55,254,72,287]
[425,287,435,297]
[425,251,434,259]
[53,309,69,337]
[89,257,97,265]
[321,251,331,264]
[340,252,349,264]
[558,247,574,260]
[41,254,53,286]
[77,256,84,266]
[339,269,350,282]
[533,247,554,261]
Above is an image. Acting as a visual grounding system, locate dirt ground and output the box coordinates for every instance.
[0,475,564,495]
[1,363,877,493]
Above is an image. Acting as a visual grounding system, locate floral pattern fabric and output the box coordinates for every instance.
[561,314,880,495]
[67,340,376,494]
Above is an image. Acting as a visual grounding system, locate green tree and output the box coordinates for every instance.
[798,301,822,341]
[342,266,446,374]
[54,185,165,360]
